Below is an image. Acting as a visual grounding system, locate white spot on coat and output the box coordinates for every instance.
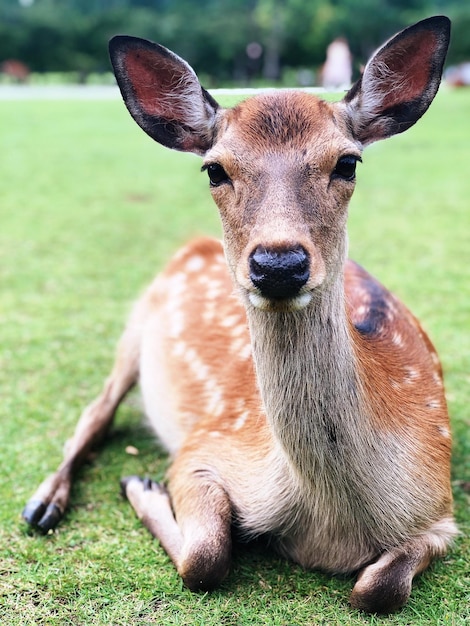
[185,255,205,273]
[391,331,404,347]
[240,343,252,360]
[433,371,443,386]
[204,377,225,417]
[437,425,450,438]
[403,366,419,384]
[356,305,367,318]
[233,410,250,431]
[221,314,241,328]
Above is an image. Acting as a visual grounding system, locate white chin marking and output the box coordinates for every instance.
[291,292,313,309]
[248,292,312,311]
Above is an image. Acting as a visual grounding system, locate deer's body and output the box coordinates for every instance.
[24,17,457,613]
[138,235,452,576]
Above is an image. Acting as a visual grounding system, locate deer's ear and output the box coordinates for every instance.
[109,36,219,155]
[344,16,450,145]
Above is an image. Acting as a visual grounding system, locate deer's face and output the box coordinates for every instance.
[110,20,449,314]
[202,92,362,310]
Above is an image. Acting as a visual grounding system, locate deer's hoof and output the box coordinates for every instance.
[120,475,167,498]
[22,500,63,532]
[22,500,46,526]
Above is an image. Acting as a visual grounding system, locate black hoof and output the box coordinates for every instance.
[22,500,46,526]
[143,476,153,491]
[37,503,63,532]
[22,500,63,532]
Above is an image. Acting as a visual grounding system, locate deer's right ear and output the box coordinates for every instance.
[109,36,219,155]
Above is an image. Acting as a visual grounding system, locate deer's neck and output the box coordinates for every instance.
[247,279,367,482]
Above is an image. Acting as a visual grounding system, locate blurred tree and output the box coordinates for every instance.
[1,0,469,82]
[441,0,470,63]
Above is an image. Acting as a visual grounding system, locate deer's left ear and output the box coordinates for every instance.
[109,36,219,155]
[344,16,450,145]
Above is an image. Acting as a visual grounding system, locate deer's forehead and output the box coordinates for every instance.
[213,92,354,159]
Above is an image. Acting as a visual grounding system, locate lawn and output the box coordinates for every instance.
[0,86,469,625]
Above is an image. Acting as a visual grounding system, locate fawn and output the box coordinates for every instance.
[23,16,457,613]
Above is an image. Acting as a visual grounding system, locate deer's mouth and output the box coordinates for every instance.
[248,290,313,311]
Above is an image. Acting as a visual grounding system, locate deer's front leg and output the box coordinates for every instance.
[22,375,132,531]
[121,471,232,591]
[23,324,140,531]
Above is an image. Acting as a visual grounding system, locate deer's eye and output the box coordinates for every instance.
[333,155,360,181]
[205,163,230,187]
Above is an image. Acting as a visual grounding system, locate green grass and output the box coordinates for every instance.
[1,87,469,625]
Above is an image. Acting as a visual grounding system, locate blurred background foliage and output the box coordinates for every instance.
[0,0,469,85]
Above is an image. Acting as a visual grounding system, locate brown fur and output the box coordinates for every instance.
[23,17,456,614]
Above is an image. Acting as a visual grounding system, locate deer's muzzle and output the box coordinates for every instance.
[248,245,310,301]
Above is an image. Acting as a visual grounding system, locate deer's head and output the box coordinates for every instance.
[109,17,450,311]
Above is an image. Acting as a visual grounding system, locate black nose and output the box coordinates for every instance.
[249,245,310,300]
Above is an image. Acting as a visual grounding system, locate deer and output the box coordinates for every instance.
[23,16,457,614]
